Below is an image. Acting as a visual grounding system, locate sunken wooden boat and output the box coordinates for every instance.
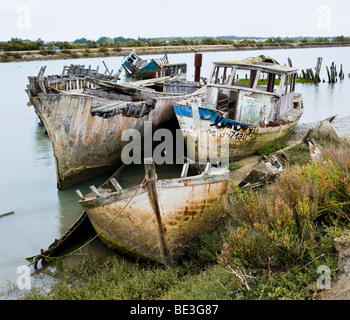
[76,159,229,264]
[174,56,304,162]
[26,63,203,189]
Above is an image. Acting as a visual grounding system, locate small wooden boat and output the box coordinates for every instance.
[26,63,203,189]
[122,52,174,79]
[174,56,304,162]
[76,159,229,264]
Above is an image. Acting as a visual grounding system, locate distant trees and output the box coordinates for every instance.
[309,37,330,44]
[0,37,44,51]
[333,35,350,44]
[1,35,350,52]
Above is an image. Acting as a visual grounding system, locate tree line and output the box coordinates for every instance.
[1,35,349,52]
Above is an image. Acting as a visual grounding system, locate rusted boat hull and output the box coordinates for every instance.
[78,162,229,264]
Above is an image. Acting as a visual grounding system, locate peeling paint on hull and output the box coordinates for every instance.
[31,93,178,189]
[78,163,229,264]
[178,115,301,161]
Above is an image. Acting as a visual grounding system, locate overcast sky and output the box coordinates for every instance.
[1,0,349,42]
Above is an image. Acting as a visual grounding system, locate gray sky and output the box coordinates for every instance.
[1,0,349,42]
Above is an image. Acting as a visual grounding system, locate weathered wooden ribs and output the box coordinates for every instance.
[91,99,156,118]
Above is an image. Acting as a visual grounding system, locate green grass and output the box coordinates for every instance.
[296,78,318,84]
[238,78,317,85]
[257,141,288,156]
[284,143,311,166]
[238,79,281,85]
[229,161,243,171]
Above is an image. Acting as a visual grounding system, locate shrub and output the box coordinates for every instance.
[98,47,109,55]
[61,49,72,55]
[220,150,350,270]
[39,49,55,56]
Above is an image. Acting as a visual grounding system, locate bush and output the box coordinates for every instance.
[220,144,350,270]
[39,49,55,56]
[61,49,72,55]
[98,47,109,55]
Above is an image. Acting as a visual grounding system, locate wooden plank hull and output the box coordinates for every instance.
[30,93,180,189]
[26,63,203,189]
[79,165,229,264]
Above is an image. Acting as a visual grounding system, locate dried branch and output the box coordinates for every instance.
[226,264,254,291]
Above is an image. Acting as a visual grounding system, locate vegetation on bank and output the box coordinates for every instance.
[1,35,350,63]
[9,137,350,300]
[1,35,350,52]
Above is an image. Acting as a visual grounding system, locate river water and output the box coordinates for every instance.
[0,47,349,298]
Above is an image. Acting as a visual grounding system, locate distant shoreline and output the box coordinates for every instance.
[1,43,350,63]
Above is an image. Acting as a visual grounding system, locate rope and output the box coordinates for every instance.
[31,174,158,268]
[140,174,158,192]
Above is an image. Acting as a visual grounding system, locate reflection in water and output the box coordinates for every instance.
[33,124,53,168]
[57,172,114,235]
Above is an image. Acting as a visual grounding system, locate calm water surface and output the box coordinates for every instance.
[0,47,349,298]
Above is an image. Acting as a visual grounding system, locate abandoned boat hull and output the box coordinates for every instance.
[78,163,229,264]
[173,57,304,161]
[27,64,203,189]
[174,102,303,161]
[30,93,194,189]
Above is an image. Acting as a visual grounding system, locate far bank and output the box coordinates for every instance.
[1,43,350,63]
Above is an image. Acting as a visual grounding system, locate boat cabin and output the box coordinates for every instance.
[203,60,299,126]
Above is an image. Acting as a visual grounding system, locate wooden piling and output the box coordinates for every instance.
[326,66,331,83]
[339,64,344,80]
[314,57,322,83]
[329,62,336,83]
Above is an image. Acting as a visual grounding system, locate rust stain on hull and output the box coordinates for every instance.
[79,163,229,264]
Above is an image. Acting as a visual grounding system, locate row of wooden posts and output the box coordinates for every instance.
[293,56,345,83]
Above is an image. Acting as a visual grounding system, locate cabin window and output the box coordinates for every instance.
[231,68,253,87]
[255,71,283,93]
[230,69,279,93]
[210,66,233,84]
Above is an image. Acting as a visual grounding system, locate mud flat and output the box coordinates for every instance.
[286,115,350,144]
